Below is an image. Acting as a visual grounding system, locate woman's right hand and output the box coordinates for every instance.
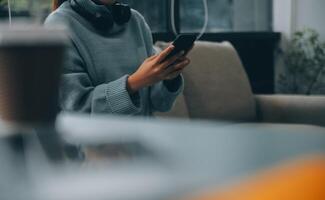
[127,45,188,94]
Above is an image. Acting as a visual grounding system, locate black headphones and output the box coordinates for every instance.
[70,0,131,31]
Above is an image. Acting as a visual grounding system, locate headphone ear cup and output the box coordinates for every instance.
[94,11,114,30]
[70,0,114,31]
[112,3,131,25]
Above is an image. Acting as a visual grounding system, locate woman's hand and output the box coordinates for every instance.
[164,56,190,80]
[127,45,190,93]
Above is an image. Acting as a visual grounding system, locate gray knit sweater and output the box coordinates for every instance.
[44,1,183,116]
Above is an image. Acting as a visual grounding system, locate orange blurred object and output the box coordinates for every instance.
[188,156,325,200]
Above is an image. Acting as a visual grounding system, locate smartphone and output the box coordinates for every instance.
[163,34,197,62]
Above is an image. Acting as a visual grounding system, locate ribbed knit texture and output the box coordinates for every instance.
[44,0,183,116]
[105,75,141,114]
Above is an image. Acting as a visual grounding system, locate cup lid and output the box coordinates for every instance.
[0,25,69,47]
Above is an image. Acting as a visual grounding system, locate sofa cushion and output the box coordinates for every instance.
[154,41,256,121]
[231,123,325,139]
[255,95,325,127]
[182,41,256,121]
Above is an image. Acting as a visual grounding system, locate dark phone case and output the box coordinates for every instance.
[163,34,197,62]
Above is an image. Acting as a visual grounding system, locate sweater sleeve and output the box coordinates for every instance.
[60,43,142,115]
[136,11,184,112]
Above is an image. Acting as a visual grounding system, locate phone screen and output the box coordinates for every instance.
[163,34,197,62]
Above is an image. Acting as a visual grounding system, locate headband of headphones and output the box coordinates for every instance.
[70,0,131,31]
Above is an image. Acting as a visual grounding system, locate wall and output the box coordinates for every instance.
[296,0,325,41]
[273,0,295,45]
[273,0,325,42]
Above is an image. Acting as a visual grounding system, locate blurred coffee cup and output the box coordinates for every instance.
[0,26,68,125]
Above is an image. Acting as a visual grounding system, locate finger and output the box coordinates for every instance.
[171,58,190,71]
[160,51,185,68]
[147,54,158,61]
[155,45,175,63]
[149,54,158,60]
[176,56,187,63]
[163,58,189,76]
[165,69,183,80]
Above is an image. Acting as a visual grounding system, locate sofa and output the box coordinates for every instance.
[155,41,325,127]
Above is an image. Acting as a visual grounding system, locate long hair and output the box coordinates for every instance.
[52,0,67,10]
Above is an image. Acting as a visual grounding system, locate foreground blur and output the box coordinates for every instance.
[1,113,325,200]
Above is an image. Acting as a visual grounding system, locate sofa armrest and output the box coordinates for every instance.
[255,95,325,127]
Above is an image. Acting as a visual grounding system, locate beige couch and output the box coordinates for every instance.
[156,41,325,127]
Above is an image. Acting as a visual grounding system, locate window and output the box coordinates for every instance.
[124,0,272,33]
[180,0,232,32]
[125,0,167,33]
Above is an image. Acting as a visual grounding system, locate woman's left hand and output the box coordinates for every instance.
[164,56,191,80]
[164,45,193,80]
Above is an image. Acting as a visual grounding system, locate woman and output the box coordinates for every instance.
[45,0,190,116]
